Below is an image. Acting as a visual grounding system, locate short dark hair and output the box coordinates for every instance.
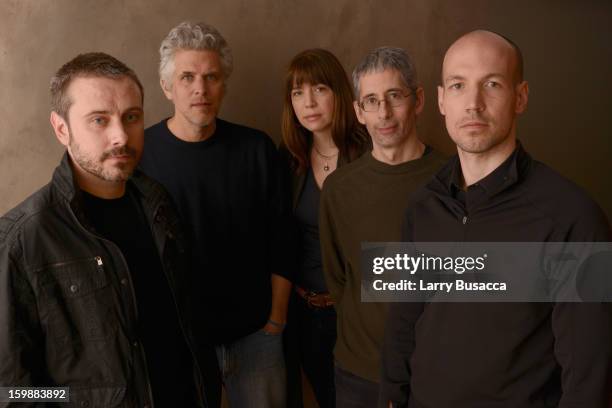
[50,52,144,119]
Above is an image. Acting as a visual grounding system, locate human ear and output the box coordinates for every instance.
[160,78,173,100]
[50,111,70,147]
[414,86,425,115]
[515,81,529,114]
[437,85,446,115]
[354,100,366,125]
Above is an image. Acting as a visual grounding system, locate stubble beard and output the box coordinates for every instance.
[186,111,214,130]
[69,134,135,183]
[452,114,508,154]
[454,128,513,155]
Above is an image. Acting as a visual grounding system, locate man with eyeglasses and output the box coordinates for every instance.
[319,46,446,407]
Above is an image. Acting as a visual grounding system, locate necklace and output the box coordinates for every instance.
[313,145,338,172]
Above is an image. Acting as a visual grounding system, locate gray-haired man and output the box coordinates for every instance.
[139,22,291,407]
[319,47,446,407]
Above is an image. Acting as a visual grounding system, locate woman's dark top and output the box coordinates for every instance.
[294,168,326,292]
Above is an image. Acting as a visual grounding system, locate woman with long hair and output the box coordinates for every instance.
[281,48,369,407]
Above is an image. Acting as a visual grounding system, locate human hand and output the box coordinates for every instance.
[262,318,285,335]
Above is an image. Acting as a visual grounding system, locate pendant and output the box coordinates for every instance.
[324,164,330,172]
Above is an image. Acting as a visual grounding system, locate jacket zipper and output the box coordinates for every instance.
[66,205,156,408]
[32,257,101,272]
[462,213,469,241]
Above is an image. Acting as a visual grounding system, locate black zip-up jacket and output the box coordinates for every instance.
[0,154,221,407]
[380,144,612,407]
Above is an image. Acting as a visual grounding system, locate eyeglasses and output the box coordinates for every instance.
[358,90,413,112]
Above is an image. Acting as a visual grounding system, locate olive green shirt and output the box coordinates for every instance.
[320,148,446,382]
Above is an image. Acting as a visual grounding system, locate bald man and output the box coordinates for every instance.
[379,30,612,408]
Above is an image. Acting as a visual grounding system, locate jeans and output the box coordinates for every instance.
[215,328,286,408]
[298,298,337,408]
[284,293,337,408]
[335,365,379,408]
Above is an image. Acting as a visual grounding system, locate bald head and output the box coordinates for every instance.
[442,30,523,85]
[437,29,529,159]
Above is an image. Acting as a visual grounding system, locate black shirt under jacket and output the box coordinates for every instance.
[82,189,197,407]
[381,144,612,408]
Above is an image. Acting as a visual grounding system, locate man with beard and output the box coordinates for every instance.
[0,52,219,407]
[380,30,612,408]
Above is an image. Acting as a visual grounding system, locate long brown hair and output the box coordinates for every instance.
[281,48,367,174]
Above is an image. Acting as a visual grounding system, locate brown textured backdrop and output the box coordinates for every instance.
[0,0,611,406]
[1,0,611,219]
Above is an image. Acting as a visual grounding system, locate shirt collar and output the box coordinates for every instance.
[448,142,522,197]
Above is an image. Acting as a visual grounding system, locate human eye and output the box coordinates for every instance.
[314,85,329,93]
[484,80,501,88]
[181,73,194,82]
[205,73,219,82]
[363,96,379,109]
[291,89,302,98]
[387,91,402,100]
[124,112,142,124]
[91,116,108,127]
[448,82,463,91]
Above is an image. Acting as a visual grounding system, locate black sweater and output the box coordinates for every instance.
[381,144,612,407]
[140,118,291,344]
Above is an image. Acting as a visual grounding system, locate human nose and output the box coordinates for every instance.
[465,86,485,113]
[377,98,392,119]
[193,76,207,96]
[304,88,316,108]
[109,121,129,147]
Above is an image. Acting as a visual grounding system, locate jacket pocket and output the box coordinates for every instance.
[36,256,118,343]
